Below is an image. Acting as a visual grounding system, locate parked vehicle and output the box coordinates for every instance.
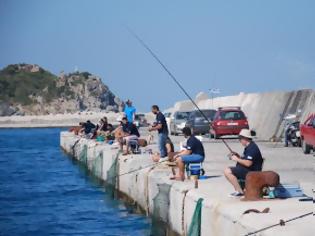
[283,114,301,147]
[284,121,301,147]
[300,113,315,154]
[134,113,148,127]
[169,111,191,135]
[164,111,172,134]
[210,107,249,139]
[185,109,216,135]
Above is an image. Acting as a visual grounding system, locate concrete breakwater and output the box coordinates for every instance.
[60,132,314,236]
[170,89,315,140]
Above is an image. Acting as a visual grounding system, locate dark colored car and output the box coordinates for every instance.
[185,109,216,135]
[210,107,249,139]
[300,113,315,154]
[170,111,191,135]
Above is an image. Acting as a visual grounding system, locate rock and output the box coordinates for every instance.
[0,64,122,116]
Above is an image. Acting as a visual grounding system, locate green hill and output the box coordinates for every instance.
[0,64,121,116]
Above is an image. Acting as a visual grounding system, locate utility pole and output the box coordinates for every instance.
[209,88,221,109]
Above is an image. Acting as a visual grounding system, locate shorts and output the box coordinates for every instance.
[181,154,204,164]
[230,166,249,180]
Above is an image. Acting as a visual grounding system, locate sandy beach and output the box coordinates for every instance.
[0,112,120,128]
[0,112,156,128]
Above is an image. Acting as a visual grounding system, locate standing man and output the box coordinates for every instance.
[149,105,169,159]
[224,129,263,197]
[171,127,205,181]
[124,99,136,123]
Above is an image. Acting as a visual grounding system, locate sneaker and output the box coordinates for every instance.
[159,158,167,163]
[229,192,244,198]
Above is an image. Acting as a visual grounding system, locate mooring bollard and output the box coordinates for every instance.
[194,178,198,189]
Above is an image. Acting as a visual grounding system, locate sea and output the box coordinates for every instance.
[0,128,152,236]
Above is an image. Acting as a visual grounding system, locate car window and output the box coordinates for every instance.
[202,110,216,120]
[191,110,216,120]
[219,111,246,120]
[164,113,171,118]
[312,117,315,127]
[176,112,189,120]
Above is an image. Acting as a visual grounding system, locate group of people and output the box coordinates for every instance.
[72,99,263,198]
[77,117,114,140]
[148,105,263,198]
[72,99,142,155]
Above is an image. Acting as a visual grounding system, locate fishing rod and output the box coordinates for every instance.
[125,26,233,153]
[244,211,313,236]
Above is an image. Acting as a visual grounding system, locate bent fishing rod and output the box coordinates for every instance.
[125,26,233,153]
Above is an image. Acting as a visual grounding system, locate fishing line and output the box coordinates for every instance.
[107,159,169,180]
[244,212,313,236]
[125,26,233,152]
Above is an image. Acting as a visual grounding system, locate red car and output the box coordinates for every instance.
[300,113,315,154]
[210,107,249,139]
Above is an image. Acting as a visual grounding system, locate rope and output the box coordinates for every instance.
[244,212,313,236]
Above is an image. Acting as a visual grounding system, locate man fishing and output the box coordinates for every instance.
[224,129,263,197]
[171,127,205,181]
[149,105,169,159]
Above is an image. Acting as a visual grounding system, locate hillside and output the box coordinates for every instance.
[0,64,122,116]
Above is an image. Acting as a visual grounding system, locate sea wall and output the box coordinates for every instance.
[172,89,315,140]
[60,132,314,236]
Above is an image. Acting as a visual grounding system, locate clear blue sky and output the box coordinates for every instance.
[1,0,314,111]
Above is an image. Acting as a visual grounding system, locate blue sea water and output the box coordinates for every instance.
[0,128,151,236]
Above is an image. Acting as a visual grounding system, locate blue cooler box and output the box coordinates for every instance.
[274,184,304,198]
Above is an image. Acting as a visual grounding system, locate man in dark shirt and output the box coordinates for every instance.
[149,105,169,158]
[171,127,205,181]
[121,117,140,155]
[224,129,263,197]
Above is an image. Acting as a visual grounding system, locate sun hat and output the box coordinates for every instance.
[239,129,253,139]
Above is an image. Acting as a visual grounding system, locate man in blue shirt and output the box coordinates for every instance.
[224,129,263,197]
[149,105,169,158]
[124,100,136,123]
[171,127,205,181]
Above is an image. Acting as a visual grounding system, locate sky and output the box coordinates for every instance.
[0,0,314,111]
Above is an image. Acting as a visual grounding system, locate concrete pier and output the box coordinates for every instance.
[60,132,314,236]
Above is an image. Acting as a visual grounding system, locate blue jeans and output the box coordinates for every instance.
[158,133,168,158]
[181,154,204,164]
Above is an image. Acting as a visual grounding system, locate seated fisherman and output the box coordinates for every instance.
[80,120,96,138]
[152,136,175,162]
[121,117,140,155]
[97,117,113,135]
[171,127,205,181]
[224,129,263,198]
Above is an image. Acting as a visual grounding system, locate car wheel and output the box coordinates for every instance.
[302,139,311,154]
[297,138,302,147]
[213,131,220,139]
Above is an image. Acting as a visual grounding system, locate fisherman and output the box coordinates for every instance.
[224,129,263,197]
[152,136,175,162]
[79,120,96,138]
[171,127,205,181]
[149,105,169,160]
[124,99,136,123]
[121,117,140,155]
